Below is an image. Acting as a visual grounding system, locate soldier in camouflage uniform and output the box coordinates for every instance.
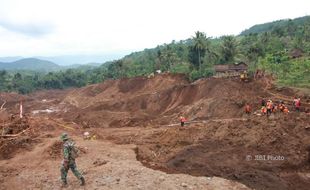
[60,133,85,186]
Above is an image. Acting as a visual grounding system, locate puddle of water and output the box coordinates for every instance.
[32,108,58,114]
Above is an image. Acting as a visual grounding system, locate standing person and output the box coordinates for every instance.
[60,133,85,187]
[179,116,186,127]
[261,106,267,115]
[266,100,273,117]
[293,97,301,112]
[244,103,251,115]
[261,99,266,107]
[278,101,285,112]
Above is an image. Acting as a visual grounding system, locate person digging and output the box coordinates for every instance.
[60,133,85,187]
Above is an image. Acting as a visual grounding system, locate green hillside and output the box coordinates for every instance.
[100,15,310,85]
[0,15,310,94]
[0,58,61,72]
[240,16,310,35]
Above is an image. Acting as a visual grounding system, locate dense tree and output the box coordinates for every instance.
[158,45,179,71]
[0,16,310,93]
[190,31,208,72]
[220,35,237,63]
[0,70,8,91]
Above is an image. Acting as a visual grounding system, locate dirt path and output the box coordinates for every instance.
[0,133,249,190]
[163,118,247,127]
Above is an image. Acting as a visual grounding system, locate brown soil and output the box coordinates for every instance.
[0,73,309,189]
[135,116,310,190]
[45,140,63,159]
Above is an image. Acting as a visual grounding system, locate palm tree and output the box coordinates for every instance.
[193,31,207,72]
[220,35,237,63]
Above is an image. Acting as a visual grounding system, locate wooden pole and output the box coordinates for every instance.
[19,101,23,119]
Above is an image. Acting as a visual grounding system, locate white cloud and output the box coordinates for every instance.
[0,20,54,37]
[0,0,309,57]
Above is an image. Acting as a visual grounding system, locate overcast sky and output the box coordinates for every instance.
[0,0,309,57]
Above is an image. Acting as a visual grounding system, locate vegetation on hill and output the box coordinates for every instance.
[240,16,310,35]
[0,58,61,72]
[0,16,309,94]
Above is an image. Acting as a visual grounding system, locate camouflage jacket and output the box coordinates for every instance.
[63,139,76,162]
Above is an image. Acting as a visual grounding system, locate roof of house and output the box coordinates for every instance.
[214,62,248,72]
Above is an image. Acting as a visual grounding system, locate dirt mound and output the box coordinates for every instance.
[0,117,41,160]
[0,137,40,160]
[2,118,30,135]
[62,75,274,129]
[134,113,310,190]
[0,115,63,161]
[0,110,10,122]
[61,74,190,127]
[63,73,188,108]
[44,140,63,159]
[0,92,31,113]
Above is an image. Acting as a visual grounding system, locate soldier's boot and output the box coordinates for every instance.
[61,181,67,188]
[80,177,85,186]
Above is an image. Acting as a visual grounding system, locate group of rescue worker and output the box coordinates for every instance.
[179,97,303,126]
[244,97,302,116]
[260,99,289,116]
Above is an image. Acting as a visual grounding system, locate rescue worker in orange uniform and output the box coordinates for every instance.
[266,100,273,117]
[278,101,285,112]
[293,97,301,112]
[180,116,187,127]
[283,106,289,114]
[261,106,267,115]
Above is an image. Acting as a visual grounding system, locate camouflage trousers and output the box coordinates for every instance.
[60,161,83,183]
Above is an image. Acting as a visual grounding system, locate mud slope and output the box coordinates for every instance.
[1,73,310,190]
[62,74,273,128]
[134,113,310,190]
[59,74,310,189]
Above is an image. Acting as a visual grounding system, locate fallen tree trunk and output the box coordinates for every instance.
[0,127,30,138]
[0,101,6,109]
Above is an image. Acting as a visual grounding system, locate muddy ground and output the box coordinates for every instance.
[1,73,310,189]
